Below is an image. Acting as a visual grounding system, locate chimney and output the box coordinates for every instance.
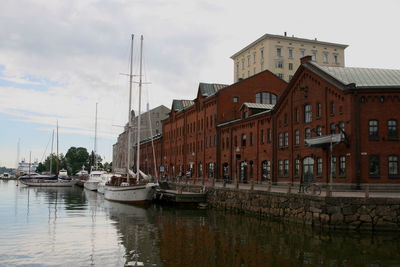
[300,56,312,64]
[284,31,287,37]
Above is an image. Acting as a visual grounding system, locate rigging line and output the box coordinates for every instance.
[40,130,53,162]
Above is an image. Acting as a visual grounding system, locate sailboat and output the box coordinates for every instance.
[19,123,75,187]
[84,103,107,191]
[104,35,157,204]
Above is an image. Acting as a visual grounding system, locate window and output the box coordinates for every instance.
[288,48,293,58]
[334,54,338,64]
[288,63,293,70]
[260,129,264,144]
[312,51,317,61]
[294,130,300,145]
[247,55,250,67]
[233,96,239,103]
[339,121,345,139]
[388,155,399,177]
[276,61,283,68]
[278,160,283,176]
[267,129,272,143]
[241,58,244,70]
[295,108,299,123]
[339,156,346,177]
[369,155,380,177]
[300,49,305,57]
[388,119,398,139]
[316,103,322,118]
[208,162,215,178]
[253,52,256,64]
[284,132,289,147]
[278,133,283,148]
[284,160,289,177]
[294,159,300,177]
[276,47,282,57]
[305,128,311,140]
[317,158,323,176]
[316,126,322,136]
[331,156,337,177]
[369,120,379,140]
[260,48,264,61]
[323,53,328,63]
[261,160,271,181]
[304,104,312,123]
[241,134,247,147]
[330,101,335,115]
[198,162,203,177]
[255,92,277,104]
[277,73,283,79]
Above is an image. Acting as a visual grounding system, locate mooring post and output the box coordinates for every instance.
[267,181,272,192]
[250,181,254,190]
[287,183,291,194]
[365,184,369,198]
[223,180,226,188]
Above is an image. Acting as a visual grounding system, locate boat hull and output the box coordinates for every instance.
[20,179,75,187]
[104,183,156,204]
[84,181,99,191]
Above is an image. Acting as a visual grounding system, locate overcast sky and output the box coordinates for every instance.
[1,0,399,168]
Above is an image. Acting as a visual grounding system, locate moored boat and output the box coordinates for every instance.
[19,178,75,187]
[84,170,106,191]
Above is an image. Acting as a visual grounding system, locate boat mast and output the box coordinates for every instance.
[56,120,59,175]
[136,35,143,181]
[94,102,98,170]
[127,34,134,183]
[50,129,54,174]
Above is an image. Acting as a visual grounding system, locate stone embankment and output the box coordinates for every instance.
[172,183,400,231]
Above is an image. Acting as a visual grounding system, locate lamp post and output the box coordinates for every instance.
[235,146,240,189]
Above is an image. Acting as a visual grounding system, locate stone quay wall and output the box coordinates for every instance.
[173,184,400,231]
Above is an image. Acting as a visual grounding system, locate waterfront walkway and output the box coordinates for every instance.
[165,178,400,199]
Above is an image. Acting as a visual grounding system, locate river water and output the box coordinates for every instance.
[1,180,400,267]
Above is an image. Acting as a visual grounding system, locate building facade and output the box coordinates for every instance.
[112,105,170,172]
[231,33,348,83]
[138,57,400,185]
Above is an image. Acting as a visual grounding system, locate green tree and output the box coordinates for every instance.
[65,147,89,175]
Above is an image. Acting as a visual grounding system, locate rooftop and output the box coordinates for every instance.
[231,33,348,59]
[312,62,400,88]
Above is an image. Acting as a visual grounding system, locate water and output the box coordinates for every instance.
[1,180,400,267]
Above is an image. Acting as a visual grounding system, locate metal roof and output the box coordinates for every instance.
[231,33,348,59]
[242,102,275,110]
[172,99,195,112]
[199,82,228,97]
[314,63,400,88]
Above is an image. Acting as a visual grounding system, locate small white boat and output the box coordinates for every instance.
[84,170,106,191]
[58,169,69,179]
[0,173,10,179]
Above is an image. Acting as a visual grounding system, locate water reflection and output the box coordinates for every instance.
[1,180,400,266]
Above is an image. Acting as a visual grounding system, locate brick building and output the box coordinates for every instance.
[138,57,400,185]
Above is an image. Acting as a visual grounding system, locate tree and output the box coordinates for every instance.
[65,147,90,175]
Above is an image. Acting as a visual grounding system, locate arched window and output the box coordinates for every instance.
[255,92,278,104]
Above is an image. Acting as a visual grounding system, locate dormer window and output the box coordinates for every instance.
[255,92,278,104]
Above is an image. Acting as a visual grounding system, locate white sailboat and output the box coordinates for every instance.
[104,35,157,204]
[20,125,75,187]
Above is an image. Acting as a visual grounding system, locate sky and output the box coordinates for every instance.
[1,0,400,168]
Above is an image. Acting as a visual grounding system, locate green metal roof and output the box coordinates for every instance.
[172,99,195,112]
[313,63,400,88]
[242,102,275,110]
[199,82,228,97]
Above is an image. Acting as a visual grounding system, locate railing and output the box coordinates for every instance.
[158,176,400,199]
